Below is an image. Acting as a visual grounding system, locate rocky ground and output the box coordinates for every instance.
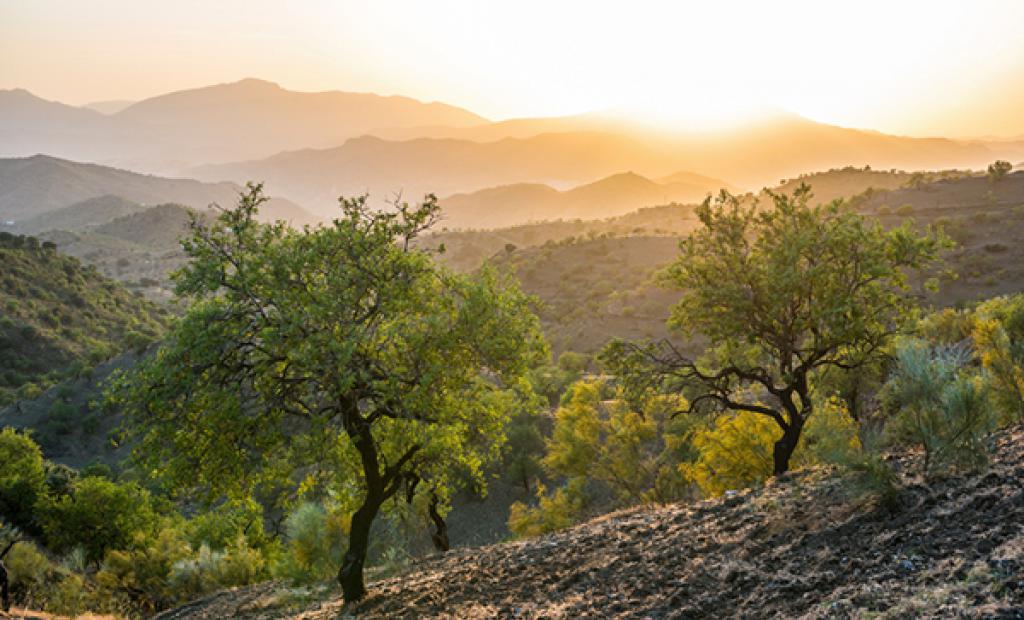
[157,426,1024,619]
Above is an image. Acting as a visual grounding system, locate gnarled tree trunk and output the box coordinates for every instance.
[338,493,382,603]
[427,492,450,552]
[772,414,805,476]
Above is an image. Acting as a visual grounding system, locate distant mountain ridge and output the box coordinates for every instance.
[192,121,1007,220]
[438,171,734,228]
[0,79,487,172]
[0,154,317,225]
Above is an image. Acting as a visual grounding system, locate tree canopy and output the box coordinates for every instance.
[606,185,946,476]
[113,185,548,601]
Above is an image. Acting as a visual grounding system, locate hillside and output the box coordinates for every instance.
[438,171,731,228]
[14,195,147,234]
[0,234,169,404]
[155,424,1024,619]
[489,236,684,354]
[0,155,317,225]
[0,80,486,172]
[429,169,1024,353]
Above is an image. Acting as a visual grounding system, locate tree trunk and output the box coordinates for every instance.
[338,495,381,603]
[427,493,450,552]
[772,416,804,476]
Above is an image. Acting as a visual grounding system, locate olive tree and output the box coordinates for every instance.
[607,185,944,476]
[114,185,547,601]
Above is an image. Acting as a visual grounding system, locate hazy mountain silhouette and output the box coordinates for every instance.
[438,171,734,228]
[0,155,316,226]
[0,79,486,172]
[82,99,136,115]
[192,118,1008,221]
[14,195,147,234]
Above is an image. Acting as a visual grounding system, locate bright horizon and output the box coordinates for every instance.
[3,0,1024,138]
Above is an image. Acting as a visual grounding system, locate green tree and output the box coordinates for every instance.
[113,185,546,601]
[608,185,944,476]
[0,428,48,534]
[41,476,158,564]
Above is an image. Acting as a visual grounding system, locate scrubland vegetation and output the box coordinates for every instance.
[2,169,1024,617]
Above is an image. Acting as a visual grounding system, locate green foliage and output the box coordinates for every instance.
[42,476,159,564]
[883,339,996,475]
[6,539,54,607]
[544,381,693,505]
[682,396,861,497]
[681,411,777,497]
[0,234,168,403]
[972,295,1024,424]
[508,380,694,537]
[112,185,547,599]
[0,427,48,533]
[169,537,267,602]
[273,501,349,583]
[508,478,588,538]
[185,498,266,551]
[649,184,945,474]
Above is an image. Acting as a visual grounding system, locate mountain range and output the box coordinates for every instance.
[0,154,316,225]
[0,79,485,173]
[190,117,1021,218]
[4,78,1024,229]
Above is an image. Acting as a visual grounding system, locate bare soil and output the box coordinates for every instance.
[156,426,1024,619]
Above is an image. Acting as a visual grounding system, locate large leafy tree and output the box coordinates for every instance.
[113,185,547,601]
[607,185,944,476]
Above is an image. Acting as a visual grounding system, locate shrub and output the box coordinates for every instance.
[98,527,192,612]
[0,428,48,533]
[170,537,266,601]
[508,478,588,537]
[273,501,348,583]
[681,411,776,497]
[883,340,996,475]
[42,477,159,564]
[682,395,861,497]
[6,540,54,608]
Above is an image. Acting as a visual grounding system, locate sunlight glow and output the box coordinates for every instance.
[2,0,1024,137]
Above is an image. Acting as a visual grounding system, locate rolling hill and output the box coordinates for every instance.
[0,154,317,225]
[13,195,147,234]
[437,171,733,229]
[428,169,1024,353]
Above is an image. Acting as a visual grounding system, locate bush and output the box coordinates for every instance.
[0,428,48,533]
[681,411,776,497]
[185,499,266,551]
[273,501,348,583]
[883,340,996,475]
[97,526,191,612]
[170,537,266,602]
[508,478,588,537]
[42,477,159,564]
[5,540,54,609]
[682,395,861,497]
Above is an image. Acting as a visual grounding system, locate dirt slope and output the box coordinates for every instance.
[157,426,1024,619]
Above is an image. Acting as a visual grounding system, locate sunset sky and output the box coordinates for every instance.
[3,0,1024,138]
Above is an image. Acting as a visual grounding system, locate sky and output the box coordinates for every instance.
[2,0,1024,138]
